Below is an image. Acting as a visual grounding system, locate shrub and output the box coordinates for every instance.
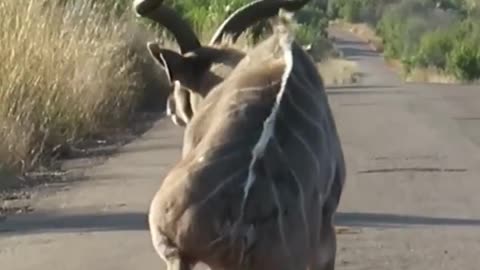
[165,0,251,37]
[295,4,335,60]
[414,28,456,69]
[328,0,480,82]
[447,40,480,81]
[342,0,363,22]
[413,16,480,80]
[328,0,398,24]
[377,0,459,57]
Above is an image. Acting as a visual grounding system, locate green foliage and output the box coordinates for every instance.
[447,39,480,81]
[296,5,329,41]
[80,0,333,54]
[156,0,333,56]
[169,0,332,52]
[415,29,455,69]
[378,0,480,80]
[330,0,480,81]
[295,3,333,60]
[328,0,362,22]
[60,0,334,58]
[342,0,363,22]
[328,0,397,24]
[164,0,250,36]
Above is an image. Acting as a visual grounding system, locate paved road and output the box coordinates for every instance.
[1,29,480,270]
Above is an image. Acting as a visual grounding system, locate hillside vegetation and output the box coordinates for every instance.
[329,0,480,82]
[0,0,351,184]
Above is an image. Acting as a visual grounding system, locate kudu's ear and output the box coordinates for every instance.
[147,42,177,83]
[147,41,213,84]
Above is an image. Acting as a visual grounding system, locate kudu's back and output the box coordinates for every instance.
[149,18,346,269]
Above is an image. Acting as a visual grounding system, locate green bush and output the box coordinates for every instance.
[415,17,480,80]
[295,4,334,60]
[447,40,480,81]
[328,0,363,22]
[342,0,363,22]
[141,0,332,49]
[328,0,398,24]
[328,0,480,81]
[296,5,329,39]
[165,0,251,37]
[415,29,455,69]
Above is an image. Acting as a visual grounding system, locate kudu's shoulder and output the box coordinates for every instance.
[185,38,324,154]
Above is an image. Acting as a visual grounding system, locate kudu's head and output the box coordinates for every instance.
[134,0,311,126]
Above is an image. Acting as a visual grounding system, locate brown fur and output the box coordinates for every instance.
[134,1,346,270]
[148,42,249,127]
[147,15,346,270]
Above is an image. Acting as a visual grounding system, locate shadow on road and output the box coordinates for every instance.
[338,47,378,58]
[0,212,148,235]
[331,36,366,46]
[336,212,480,229]
[118,141,182,154]
[326,89,406,96]
[3,210,480,236]
[327,84,398,90]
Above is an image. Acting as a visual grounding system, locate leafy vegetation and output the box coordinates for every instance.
[296,3,338,60]
[166,0,336,59]
[329,0,480,82]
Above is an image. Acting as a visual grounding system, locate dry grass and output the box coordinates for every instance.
[405,67,460,84]
[317,58,361,86]
[0,0,165,174]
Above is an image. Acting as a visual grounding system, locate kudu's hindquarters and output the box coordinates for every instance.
[149,222,192,270]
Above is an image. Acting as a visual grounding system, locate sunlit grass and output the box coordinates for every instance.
[0,0,160,173]
[317,58,361,86]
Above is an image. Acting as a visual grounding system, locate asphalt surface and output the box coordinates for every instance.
[1,28,480,270]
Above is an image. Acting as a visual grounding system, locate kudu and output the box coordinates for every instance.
[134,1,346,270]
[134,0,311,127]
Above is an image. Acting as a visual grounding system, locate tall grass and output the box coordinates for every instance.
[0,0,162,173]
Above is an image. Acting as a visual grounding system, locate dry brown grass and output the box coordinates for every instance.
[0,0,165,174]
[317,58,361,86]
[405,67,460,84]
